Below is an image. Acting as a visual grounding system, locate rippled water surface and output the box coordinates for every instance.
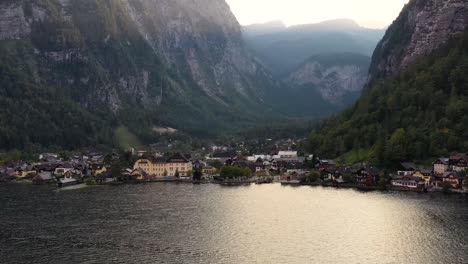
[1,183,468,264]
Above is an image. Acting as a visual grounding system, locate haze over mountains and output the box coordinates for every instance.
[243,18,383,112]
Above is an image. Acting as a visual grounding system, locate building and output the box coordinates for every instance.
[133,153,192,177]
[354,167,380,187]
[441,172,464,188]
[276,151,298,162]
[318,160,335,171]
[166,153,192,177]
[433,158,449,175]
[89,163,107,176]
[391,175,425,189]
[209,151,237,163]
[412,169,432,186]
[449,156,468,172]
[397,162,418,176]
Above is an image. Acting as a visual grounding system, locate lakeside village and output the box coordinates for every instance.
[1,145,468,194]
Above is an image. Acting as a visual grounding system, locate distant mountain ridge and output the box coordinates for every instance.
[243,19,379,115]
[243,19,384,75]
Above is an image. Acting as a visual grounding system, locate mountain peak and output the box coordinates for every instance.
[289,18,361,32]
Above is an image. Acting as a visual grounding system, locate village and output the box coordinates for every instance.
[1,142,468,194]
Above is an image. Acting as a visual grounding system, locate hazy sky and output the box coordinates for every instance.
[226,0,409,29]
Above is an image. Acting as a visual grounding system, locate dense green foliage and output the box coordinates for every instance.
[220,166,252,179]
[309,32,468,168]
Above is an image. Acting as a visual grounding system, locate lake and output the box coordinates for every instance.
[1,183,467,264]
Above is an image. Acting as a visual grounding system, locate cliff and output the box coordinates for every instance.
[0,0,277,148]
[369,0,468,82]
[287,53,370,105]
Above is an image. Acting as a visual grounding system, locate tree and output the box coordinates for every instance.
[208,160,224,169]
[442,181,452,194]
[306,171,321,183]
[163,169,168,177]
[110,162,123,177]
[175,169,180,178]
[385,128,407,166]
[187,170,193,177]
[220,166,252,179]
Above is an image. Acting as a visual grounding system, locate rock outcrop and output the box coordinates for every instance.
[370,0,468,82]
[287,53,370,105]
[0,0,272,117]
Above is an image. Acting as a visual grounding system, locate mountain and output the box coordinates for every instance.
[309,0,468,167]
[243,19,385,75]
[242,20,286,37]
[369,0,468,84]
[287,53,370,105]
[0,0,280,150]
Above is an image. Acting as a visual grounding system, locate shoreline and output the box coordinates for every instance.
[3,179,468,195]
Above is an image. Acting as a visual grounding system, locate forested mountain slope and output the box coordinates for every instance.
[0,0,279,150]
[309,0,468,167]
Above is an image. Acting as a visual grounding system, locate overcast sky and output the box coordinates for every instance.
[226,0,409,29]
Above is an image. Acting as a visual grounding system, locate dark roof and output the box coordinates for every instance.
[392,175,423,182]
[442,171,464,179]
[212,152,236,158]
[434,158,449,165]
[401,162,418,170]
[166,153,190,163]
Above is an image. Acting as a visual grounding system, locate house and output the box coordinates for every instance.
[96,171,117,183]
[412,169,432,186]
[202,165,217,176]
[276,151,299,162]
[441,171,465,188]
[318,160,335,171]
[449,156,468,172]
[398,162,418,176]
[130,168,149,182]
[54,163,74,176]
[433,158,449,175]
[32,172,54,185]
[333,177,349,187]
[39,153,59,162]
[15,165,36,178]
[89,163,107,176]
[280,173,303,184]
[354,167,380,187]
[391,175,425,189]
[58,175,78,187]
[0,173,16,183]
[210,151,237,163]
[34,162,61,173]
[63,169,83,181]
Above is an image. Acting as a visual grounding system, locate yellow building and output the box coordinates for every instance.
[134,153,192,177]
[90,163,107,176]
[412,169,432,185]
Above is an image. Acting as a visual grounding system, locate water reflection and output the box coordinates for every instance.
[1,184,467,263]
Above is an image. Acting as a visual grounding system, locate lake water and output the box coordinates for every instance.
[1,183,468,264]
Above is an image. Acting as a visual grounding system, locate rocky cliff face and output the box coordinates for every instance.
[0,0,277,148]
[287,53,370,105]
[370,0,468,81]
[121,0,263,101]
[0,0,269,108]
